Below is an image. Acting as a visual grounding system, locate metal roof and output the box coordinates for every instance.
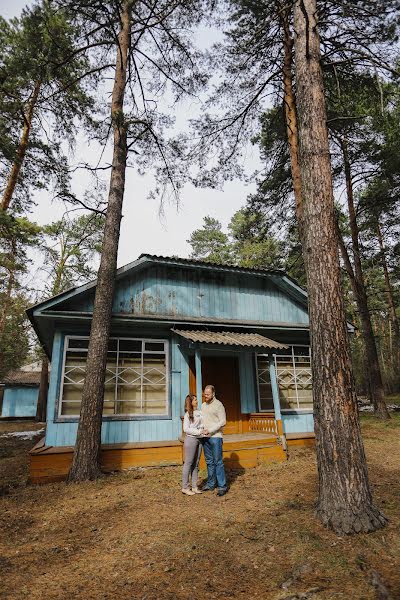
[138,253,286,277]
[173,329,288,349]
[3,370,41,385]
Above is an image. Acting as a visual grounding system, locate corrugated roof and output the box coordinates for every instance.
[3,370,41,385]
[139,253,285,276]
[173,329,288,349]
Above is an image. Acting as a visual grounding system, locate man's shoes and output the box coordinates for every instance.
[201,486,215,492]
[217,489,228,497]
[182,488,195,496]
[192,488,203,494]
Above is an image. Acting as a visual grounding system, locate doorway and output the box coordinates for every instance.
[201,356,242,435]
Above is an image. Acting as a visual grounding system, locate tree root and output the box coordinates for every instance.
[317,503,388,535]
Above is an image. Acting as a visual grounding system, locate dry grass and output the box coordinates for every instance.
[0,416,399,600]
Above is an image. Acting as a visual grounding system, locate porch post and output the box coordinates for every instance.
[195,347,202,407]
[269,355,281,419]
[269,355,286,449]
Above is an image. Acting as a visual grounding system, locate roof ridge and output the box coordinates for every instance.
[138,253,286,275]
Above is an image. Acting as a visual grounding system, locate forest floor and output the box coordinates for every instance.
[0,414,399,600]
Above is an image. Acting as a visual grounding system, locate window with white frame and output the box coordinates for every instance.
[256,346,313,411]
[60,336,169,417]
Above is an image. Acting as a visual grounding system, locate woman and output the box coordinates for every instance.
[182,394,203,495]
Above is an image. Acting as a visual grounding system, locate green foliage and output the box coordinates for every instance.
[187,209,284,270]
[0,293,31,379]
[0,1,94,212]
[0,211,41,377]
[187,216,233,264]
[41,213,105,295]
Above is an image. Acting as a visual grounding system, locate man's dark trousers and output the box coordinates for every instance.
[202,437,227,491]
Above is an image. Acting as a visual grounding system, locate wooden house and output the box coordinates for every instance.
[27,254,315,483]
[1,364,41,418]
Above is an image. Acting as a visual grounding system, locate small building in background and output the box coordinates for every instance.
[1,363,42,418]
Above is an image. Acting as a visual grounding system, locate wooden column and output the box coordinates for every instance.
[269,356,281,419]
[270,356,286,449]
[195,348,202,407]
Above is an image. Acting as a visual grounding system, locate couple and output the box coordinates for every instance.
[182,384,228,497]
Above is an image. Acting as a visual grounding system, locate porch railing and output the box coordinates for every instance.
[248,412,278,435]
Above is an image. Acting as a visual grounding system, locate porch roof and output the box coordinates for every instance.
[172,329,288,349]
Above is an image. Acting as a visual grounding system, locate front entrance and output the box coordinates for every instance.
[201,356,242,434]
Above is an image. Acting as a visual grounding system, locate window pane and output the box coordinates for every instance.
[60,337,168,417]
[68,338,89,350]
[256,358,274,411]
[61,401,81,416]
[144,342,165,352]
[119,339,142,353]
[108,339,118,352]
[276,351,313,410]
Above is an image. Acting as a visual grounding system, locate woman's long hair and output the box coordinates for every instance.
[184,394,196,421]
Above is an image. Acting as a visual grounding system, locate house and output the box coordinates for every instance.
[27,254,315,483]
[1,363,42,418]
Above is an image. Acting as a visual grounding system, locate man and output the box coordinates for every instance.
[201,384,227,496]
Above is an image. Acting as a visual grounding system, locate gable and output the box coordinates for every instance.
[43,262,309,326]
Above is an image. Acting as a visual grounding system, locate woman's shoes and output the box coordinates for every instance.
[182,488,195,496]
[192,488,203,494]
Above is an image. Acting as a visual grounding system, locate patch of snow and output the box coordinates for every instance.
[0,429,44,440]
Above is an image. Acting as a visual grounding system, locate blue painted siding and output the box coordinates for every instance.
[282,412,314,433]
[62,265,308,325]
[239,353,257,413]
[45,331,187,447]
[1,387,38,417]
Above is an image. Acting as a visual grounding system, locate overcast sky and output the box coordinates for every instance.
[1,0,261,278]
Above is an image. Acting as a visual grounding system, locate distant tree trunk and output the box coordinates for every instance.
[1,80,41,212]
[338,138,389,419]
[280,6,303,234]
[293,0,387,534]
[376,221,400,355]
[68,0,131,482]
[36,355,49,422]
[0,238,17,338]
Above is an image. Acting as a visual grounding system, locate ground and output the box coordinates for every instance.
[1,416,399,600]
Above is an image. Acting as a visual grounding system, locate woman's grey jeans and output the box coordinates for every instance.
[182,435,202,489]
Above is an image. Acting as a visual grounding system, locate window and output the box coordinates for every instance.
[60,337,169,417]
[256,346,312,411]
[256,357,274,411]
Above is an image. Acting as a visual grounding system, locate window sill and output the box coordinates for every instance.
[54,415,172,423]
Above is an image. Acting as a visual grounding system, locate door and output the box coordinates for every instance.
[201,356,241,434]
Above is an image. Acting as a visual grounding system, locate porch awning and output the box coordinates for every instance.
[172,329,288,350]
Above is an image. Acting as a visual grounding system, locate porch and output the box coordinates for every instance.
[29,419,289,484]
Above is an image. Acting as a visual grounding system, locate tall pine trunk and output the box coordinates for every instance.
[338,138,389,419]
[36,356,49,423]
[280,6,303,233]
[376,221,400,359]
[293,0,386,534]
[68,0,131,482]
[1,80,41,212]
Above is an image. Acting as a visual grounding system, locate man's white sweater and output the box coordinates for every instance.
[201,398,226,438]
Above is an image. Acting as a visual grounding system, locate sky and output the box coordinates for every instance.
[1,0,262,275]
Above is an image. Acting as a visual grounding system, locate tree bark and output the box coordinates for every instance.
[68,1,131,482]
[280,5,303,234]
[0,238,17,339]
[293,0,387,534]
[338,138,389,419]
[376,220,400,353]
[1,80,41,212]
[36,355,49,423]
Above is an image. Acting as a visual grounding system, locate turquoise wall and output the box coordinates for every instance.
[282,411,314,433]
[60,265,308,326]
[2,387,38,417]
